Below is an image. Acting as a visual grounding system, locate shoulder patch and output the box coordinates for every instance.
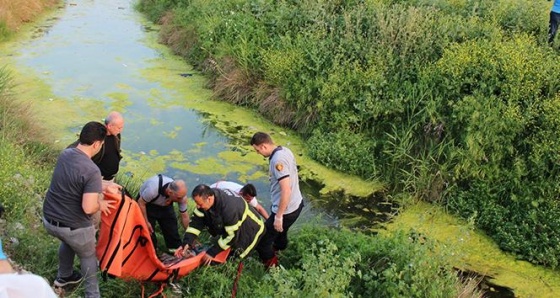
[275,163,284,171]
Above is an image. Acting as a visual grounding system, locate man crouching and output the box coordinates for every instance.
[175,184,266,265]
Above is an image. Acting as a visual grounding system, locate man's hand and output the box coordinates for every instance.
[201,253,213,266]
[175,245,196,259]
[174,245,186,257]
[102,181,122,194]
[98,197,116,216]
[274,215,283,232]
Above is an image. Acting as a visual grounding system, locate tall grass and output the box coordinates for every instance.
[0,0,59,31]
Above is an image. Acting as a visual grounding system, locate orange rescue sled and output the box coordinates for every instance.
[96,191,229,282]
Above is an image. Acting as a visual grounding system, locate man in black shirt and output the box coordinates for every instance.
[94,111,124,181]
[67,112,124,182]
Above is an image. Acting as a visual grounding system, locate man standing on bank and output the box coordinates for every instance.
[68,112,124,182]
[250,132,304,267]
[43,121,116,298]
[137,175,189,253]
[95,111,124,182]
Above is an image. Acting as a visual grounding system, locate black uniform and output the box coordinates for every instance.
[183,189,265,258]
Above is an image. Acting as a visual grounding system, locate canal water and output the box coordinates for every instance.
[6,0,328,221]
[3,1,559,297]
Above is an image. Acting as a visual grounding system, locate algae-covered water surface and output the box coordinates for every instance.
[0,0,285,207]
[1,1,558,296]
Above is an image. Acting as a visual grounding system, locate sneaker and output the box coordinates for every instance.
[54,271,83,287]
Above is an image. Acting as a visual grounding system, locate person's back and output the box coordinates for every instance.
[553,0,560,13]
[43,147,101,229]
[210,181,269,219]
[210,181,243,194]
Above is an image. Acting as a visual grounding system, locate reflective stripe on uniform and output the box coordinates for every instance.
[194,209,204,217]
[217,200,265,258]
[218,200,251,251]
[186,226,201,236]
[239,203,265,258]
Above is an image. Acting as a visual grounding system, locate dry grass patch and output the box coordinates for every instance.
[210,57,255,105]
[256,85,296,128]
[0,0,58,31]
[158,11,197,58]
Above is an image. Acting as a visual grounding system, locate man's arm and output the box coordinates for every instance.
[181,208,206,248]
[179,210,190,229]
[255,203,269,219]
[83,193,114,216]
[274,177,292,232]
[178,198,190,229]
[82,193,100,214]
[137,198,154,233]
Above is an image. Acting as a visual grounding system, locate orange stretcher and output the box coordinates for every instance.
[96,190,229,283]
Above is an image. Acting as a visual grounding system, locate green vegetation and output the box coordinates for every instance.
[1,0,558,296]
[0,29,478,298]
[173,225,479,298]
[0,103,476,297]
[0,21,11,42]
[136,0,560,269]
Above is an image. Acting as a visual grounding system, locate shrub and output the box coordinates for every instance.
[136,0,560,268]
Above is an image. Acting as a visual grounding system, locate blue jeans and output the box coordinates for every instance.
[43,218,99,298]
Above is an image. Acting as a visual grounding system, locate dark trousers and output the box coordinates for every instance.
[256,201,303,261]
[146,204,182,250]
[549,11,560,45]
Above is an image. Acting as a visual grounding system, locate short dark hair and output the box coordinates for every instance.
[240,184,257,197]
[79,121,107,145]
[191,184,214,199]
[250,132,273,146]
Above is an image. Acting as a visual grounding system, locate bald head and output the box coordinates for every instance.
[105,111,124,136]
[168,179,187,202]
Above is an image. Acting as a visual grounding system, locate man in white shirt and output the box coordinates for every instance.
[209,181,269,219]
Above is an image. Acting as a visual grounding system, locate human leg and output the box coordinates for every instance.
[273,201,303,251]
[57,242,76,278]
[549,11,560,45]
[158,206,182,250]
[256,216,277,262]
[62,226,99,298]
[43,219,77,280]
[146,205,162,250]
